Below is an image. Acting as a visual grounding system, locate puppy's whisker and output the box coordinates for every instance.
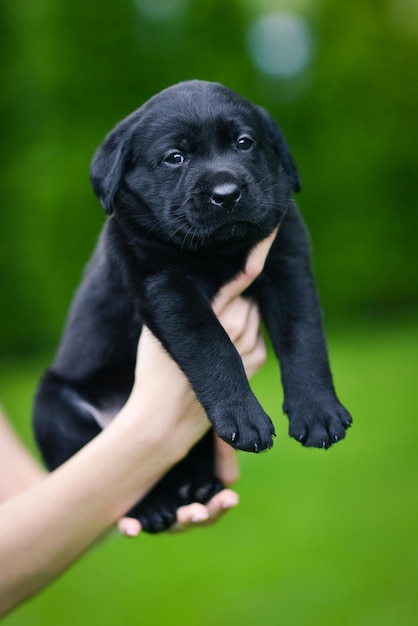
[166,215,190,243]
[168,226,185,243]
[141,220,163,235]
[180,224,195,251]
[258,171,279,187]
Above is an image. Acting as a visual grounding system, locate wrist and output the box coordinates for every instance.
[117,388,209,467]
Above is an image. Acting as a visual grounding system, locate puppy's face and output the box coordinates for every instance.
[91,81,300,251]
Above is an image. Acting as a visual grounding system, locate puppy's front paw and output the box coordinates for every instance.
[212,394,275,453]
[285,395,352,449]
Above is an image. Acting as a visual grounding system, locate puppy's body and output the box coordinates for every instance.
[34,81,352,531]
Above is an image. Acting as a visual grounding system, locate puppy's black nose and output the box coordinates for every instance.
[211,182,241,210]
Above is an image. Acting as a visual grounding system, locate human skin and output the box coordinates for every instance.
[0,230,275,616]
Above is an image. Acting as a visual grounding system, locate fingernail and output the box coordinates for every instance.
[124,527,141,537]
[191,512,209,523]
[222,495,239,510]
[118,519,141,537]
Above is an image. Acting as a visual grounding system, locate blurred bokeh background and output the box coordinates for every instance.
[0,0,417,624]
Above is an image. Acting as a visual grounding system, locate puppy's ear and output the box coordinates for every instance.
[90,125,131,215]
[258,107,301,193]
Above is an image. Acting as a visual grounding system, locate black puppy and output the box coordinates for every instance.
[34,80,352,532]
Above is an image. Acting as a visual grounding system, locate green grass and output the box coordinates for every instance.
[1,321,417,626]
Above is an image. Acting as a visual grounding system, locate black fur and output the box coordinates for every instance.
[33,80,352,532]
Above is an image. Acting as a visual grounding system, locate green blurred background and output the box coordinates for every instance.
[0,0,417,624]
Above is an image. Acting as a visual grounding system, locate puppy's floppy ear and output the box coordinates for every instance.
[258,107,301,193]
[90,125,132,215]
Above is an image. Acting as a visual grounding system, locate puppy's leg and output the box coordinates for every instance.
[33,370,102,470]
[251,207,352,449]
[128,430,223,532]
[138,273,275,453]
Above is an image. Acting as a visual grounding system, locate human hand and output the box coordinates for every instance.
[116,289,261,537]
[118,229,277,536]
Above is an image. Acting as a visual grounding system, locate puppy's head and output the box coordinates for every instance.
[91,80,300,250]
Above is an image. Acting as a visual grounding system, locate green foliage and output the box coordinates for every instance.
[0,0,417,355]
[1,321,417,625]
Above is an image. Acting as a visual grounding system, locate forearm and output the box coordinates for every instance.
[0,407,45,501]
[0,392,208,616]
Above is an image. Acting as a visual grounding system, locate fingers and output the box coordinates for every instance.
[169,489,239,533]
[214,434,240,486]
[206,489,239,518]
[216,297,255,344]
[210,229,274,382]
[241,330,267,379]
[244,227,277,283]
[217,298,267,379]
[117,488,240,537]
[232,302,265,372]
[117,516,142,537]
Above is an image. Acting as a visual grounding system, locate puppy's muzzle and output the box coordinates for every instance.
[210,182,241,210]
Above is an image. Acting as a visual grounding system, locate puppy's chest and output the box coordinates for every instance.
[115,223,252,300]
[181,249,250,294]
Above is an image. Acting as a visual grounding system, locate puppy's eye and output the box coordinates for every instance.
[164,152,186,166]
[237,136,255,151]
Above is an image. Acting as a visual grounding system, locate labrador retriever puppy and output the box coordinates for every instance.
[33,80,352,532]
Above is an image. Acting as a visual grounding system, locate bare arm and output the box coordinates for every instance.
[0,375,207,616]
[0,230,276,616]
[0,407,45,501]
